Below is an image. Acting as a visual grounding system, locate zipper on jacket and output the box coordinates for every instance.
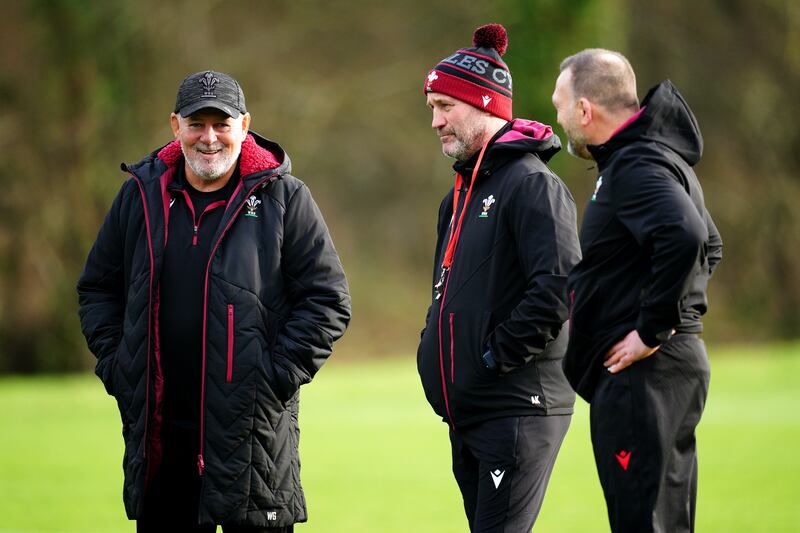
[449,313,455,383]
[436,269,456,431]
[226,304,234,383]
[132,176,156,463]
[197,173,280,476]
[568,289,575,334]
[433,143,489,431]
[177,189,226,246]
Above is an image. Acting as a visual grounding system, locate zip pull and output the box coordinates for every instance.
[197,454,205,476]
[192,225,198,246]
[434,266,448,300]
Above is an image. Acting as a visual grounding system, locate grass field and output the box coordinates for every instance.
[1,344,799,532]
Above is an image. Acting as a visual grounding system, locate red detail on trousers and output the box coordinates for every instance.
[615,450,631,471]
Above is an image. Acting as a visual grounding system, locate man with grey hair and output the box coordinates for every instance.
[552,49,722,532]
[78,70,351,531]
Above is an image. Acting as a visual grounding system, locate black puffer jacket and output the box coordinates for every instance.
[564,81,722,402]
[77,132,351,527]
[417,120,581,430]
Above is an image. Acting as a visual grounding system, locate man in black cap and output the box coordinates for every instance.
[78,70,351,532]
[551,49,722,532]
[417,24,581,532]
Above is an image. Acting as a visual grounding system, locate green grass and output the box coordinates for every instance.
[1,344,799,532]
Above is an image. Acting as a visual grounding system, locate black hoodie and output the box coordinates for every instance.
[417,119,581,429]
[563,81,723,402]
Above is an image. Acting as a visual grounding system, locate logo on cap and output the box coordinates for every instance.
[482,95,492,107]
[426,71,439,91]
[199,72,220,98]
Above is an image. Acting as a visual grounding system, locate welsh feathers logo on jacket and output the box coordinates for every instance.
[592,176,603,202]
[480,195,496,218]
[244,195,261,217]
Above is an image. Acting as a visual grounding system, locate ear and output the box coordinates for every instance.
[170,113,180,139]
[577,97,593,126]
[240,112,251,138]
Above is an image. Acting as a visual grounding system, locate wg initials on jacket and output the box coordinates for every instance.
[77,70,351,532]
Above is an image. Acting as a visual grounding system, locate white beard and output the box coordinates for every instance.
[184,142,241,181]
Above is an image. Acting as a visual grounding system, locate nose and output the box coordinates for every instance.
[199,124,217,144]
[431,109,446,130]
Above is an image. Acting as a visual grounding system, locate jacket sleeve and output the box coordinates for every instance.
[612,162,708,348]
[76,182,129,395]
[271,184,351,401]
[489,173,581,373]
[706,208,723,276]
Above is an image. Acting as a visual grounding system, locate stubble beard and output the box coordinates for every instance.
[566,136,593,160]
[184,142,242,182]
[563,121,593,161]
[440,122,485,162]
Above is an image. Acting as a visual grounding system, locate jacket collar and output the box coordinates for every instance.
[587,80,703,169]
[124,131,289,186]
[156,133,282,181]
[452,119,560,184]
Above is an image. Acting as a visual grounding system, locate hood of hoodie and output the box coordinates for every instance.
[589,80,703,167]
[453,118,561,180]
[122,131,289,184]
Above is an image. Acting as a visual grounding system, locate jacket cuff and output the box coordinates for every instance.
[272,353,307,402]
[635,326,672,349]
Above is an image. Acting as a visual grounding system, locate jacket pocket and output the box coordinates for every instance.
[416,317,446,418]
[449,313,455,383]
[451,310,493,388]
[226,304,234,383]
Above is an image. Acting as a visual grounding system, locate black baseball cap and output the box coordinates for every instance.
[174,70,247,118]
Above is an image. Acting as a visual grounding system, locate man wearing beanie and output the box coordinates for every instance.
[417,24,581,532]
[77,70,351,531]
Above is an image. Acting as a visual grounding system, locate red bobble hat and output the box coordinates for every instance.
[424,23,512,121]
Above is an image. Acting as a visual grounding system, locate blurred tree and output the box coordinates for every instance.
[0,0,794,373]
[0,0,155,372]
[626,0,800,340]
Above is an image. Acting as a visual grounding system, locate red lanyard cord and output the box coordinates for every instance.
[441,141,489,270]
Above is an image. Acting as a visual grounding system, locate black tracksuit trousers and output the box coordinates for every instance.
[449,414,571,532]
[590,333,710,533]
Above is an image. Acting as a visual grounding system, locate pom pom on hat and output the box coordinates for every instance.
[424,22,513,120]
[473,23,508,56]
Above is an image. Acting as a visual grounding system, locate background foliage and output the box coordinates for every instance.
[0,0,797,372]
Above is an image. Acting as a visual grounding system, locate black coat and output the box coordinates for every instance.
[77,133,351,526]
[564,81,723,402]
[417,120,582,429]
